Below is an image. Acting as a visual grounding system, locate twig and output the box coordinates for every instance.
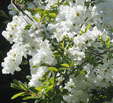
[11,0,33,21]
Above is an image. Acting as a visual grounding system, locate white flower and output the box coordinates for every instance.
[73,26,102,46]
[2,1,113,103]
[64,78,75,90]
[49,4,92,41]
[45,0,61,9]
[68,47,85,62]
[2,44,26,74]
[29,66,48,87]
[2,15,28,44]
[31,40,57,66]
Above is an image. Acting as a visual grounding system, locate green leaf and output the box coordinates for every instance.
[63,1,70,5]
[45,85,53,93]
[24,24,32,30]
[29,87,38,93]
[0,10,9,18]
[18,81,27,91]
[13,79,19,85]
[11,92,25,100]
[81,70,87,75]
[61,63,69,68]
[107,40,110,48]
[12,80,27,91]
[106,37,110,48]
[43,81,50,85]
[11,83,22,90]
[31,8,44,14]
[62,40,65,48]
[23,96,34,100]
[42,71,50,81]
[85,24,91,32]
[32,65,38,68]
[49,77,54,85]
[35,87,43,92]
[33,16,39,22]
[26,75,31,80]
[61,89,69,95]
[99,39,105,47]
[106,37,109,42]
[48,67,58,72]
[41,10,48,21]
[59,68,68,71]
[49,13,57,18]
[110,28,113,32]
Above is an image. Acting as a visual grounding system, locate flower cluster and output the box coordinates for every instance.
[2,0,113,103]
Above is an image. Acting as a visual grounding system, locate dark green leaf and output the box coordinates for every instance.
[24,24,32,30]
[0,10,9,18]
[29,87,38,93]
[61,89,69,95]
[11,83,22,90]
[59,68,68,71]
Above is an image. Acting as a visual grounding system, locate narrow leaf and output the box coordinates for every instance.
[23,96,34,100]
[106,37,110,48]
[85,24,91,32]
[49,77,54,85]
[61,63,69,68]
[33,16,39,22]
[48,67,58,72]
[45,85,53,93]
[11,83,22,90]
[49,13,56,18]
[35,87,43,92]
[11,92,25,100]
[59,68,68,71]
[0,10,9,18]
[29,87,38,93]
[18,81,27,91]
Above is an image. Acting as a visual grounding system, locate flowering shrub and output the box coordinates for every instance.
[2,0,113,103]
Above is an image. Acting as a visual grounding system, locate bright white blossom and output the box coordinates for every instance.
[29,66,48,87]
[2,0,113,103]
[2,43,27,74]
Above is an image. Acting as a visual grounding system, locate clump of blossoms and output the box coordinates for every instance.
[2,0,113,103]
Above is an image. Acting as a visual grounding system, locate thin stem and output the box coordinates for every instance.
[11,0,33,21]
